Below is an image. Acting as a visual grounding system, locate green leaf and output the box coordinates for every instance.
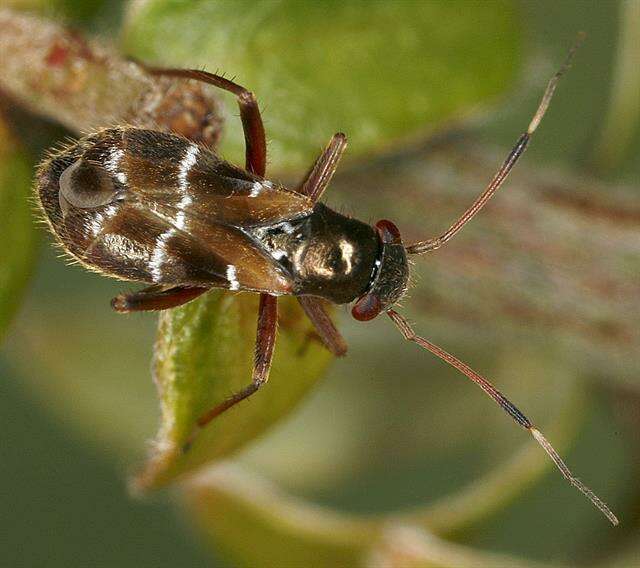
[183,464,374,568]
[181,464,555,568]
[3,0,119,24]
[134,293,333,491]
[0,120,37,342]
[123,0,520,173]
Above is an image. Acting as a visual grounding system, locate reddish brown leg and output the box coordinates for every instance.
[296,133,347,203]
[111,285,209,312]
[293,134,348,354]
[183,293,278,449]
[297,297,347,356]
[145,67,267,176]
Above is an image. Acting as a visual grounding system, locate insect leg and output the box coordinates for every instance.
[111,285,209,312]
[184,293,278,448]
[295,133,348,203]
[144,67,266,176]
[297,297,348,356]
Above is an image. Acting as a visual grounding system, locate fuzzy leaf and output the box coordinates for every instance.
[0,120,37,342]
[123,0,520,174]
[134,293,332,491]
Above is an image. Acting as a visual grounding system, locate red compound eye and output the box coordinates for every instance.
[351,292,382,321]
[375,219,402,245]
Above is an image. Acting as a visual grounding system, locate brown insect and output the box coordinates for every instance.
[34,37,617,524]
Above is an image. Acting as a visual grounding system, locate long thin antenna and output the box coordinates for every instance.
[387,309,618,525]
[406,33,585,256]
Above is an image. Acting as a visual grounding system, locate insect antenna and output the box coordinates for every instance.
[405,33,585,256]
[386,308,619,525]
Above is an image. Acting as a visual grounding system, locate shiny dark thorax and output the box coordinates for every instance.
[247,204,380,303]
[36,127,405,307]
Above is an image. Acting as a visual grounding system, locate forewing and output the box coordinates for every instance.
[36,134,294,293]
[118,128,313,226]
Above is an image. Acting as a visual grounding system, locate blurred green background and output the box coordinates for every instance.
[1,1,639,566]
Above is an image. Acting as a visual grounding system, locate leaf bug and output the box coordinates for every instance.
[34,35,618,525]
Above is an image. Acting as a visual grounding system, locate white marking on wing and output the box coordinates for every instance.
[249,181,262,197]
[89,204,119,237]
[178,144,199,191]
[149,229,176,282]
[174,194,193,231]
[249,180,274,197]
[249,179,275,198]
[171,145,199,229]
[89,213,104,238]
[226,264,240,290]
[105,148,127,185]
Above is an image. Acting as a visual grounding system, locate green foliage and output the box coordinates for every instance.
[183,465,555,568]
[123,0,519,173]
[185,466,373,567]
[121,0,521,494]
[136,294,332,490]
[7,2,631,567]
[4,0,119,23]
[0,122,36,341]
